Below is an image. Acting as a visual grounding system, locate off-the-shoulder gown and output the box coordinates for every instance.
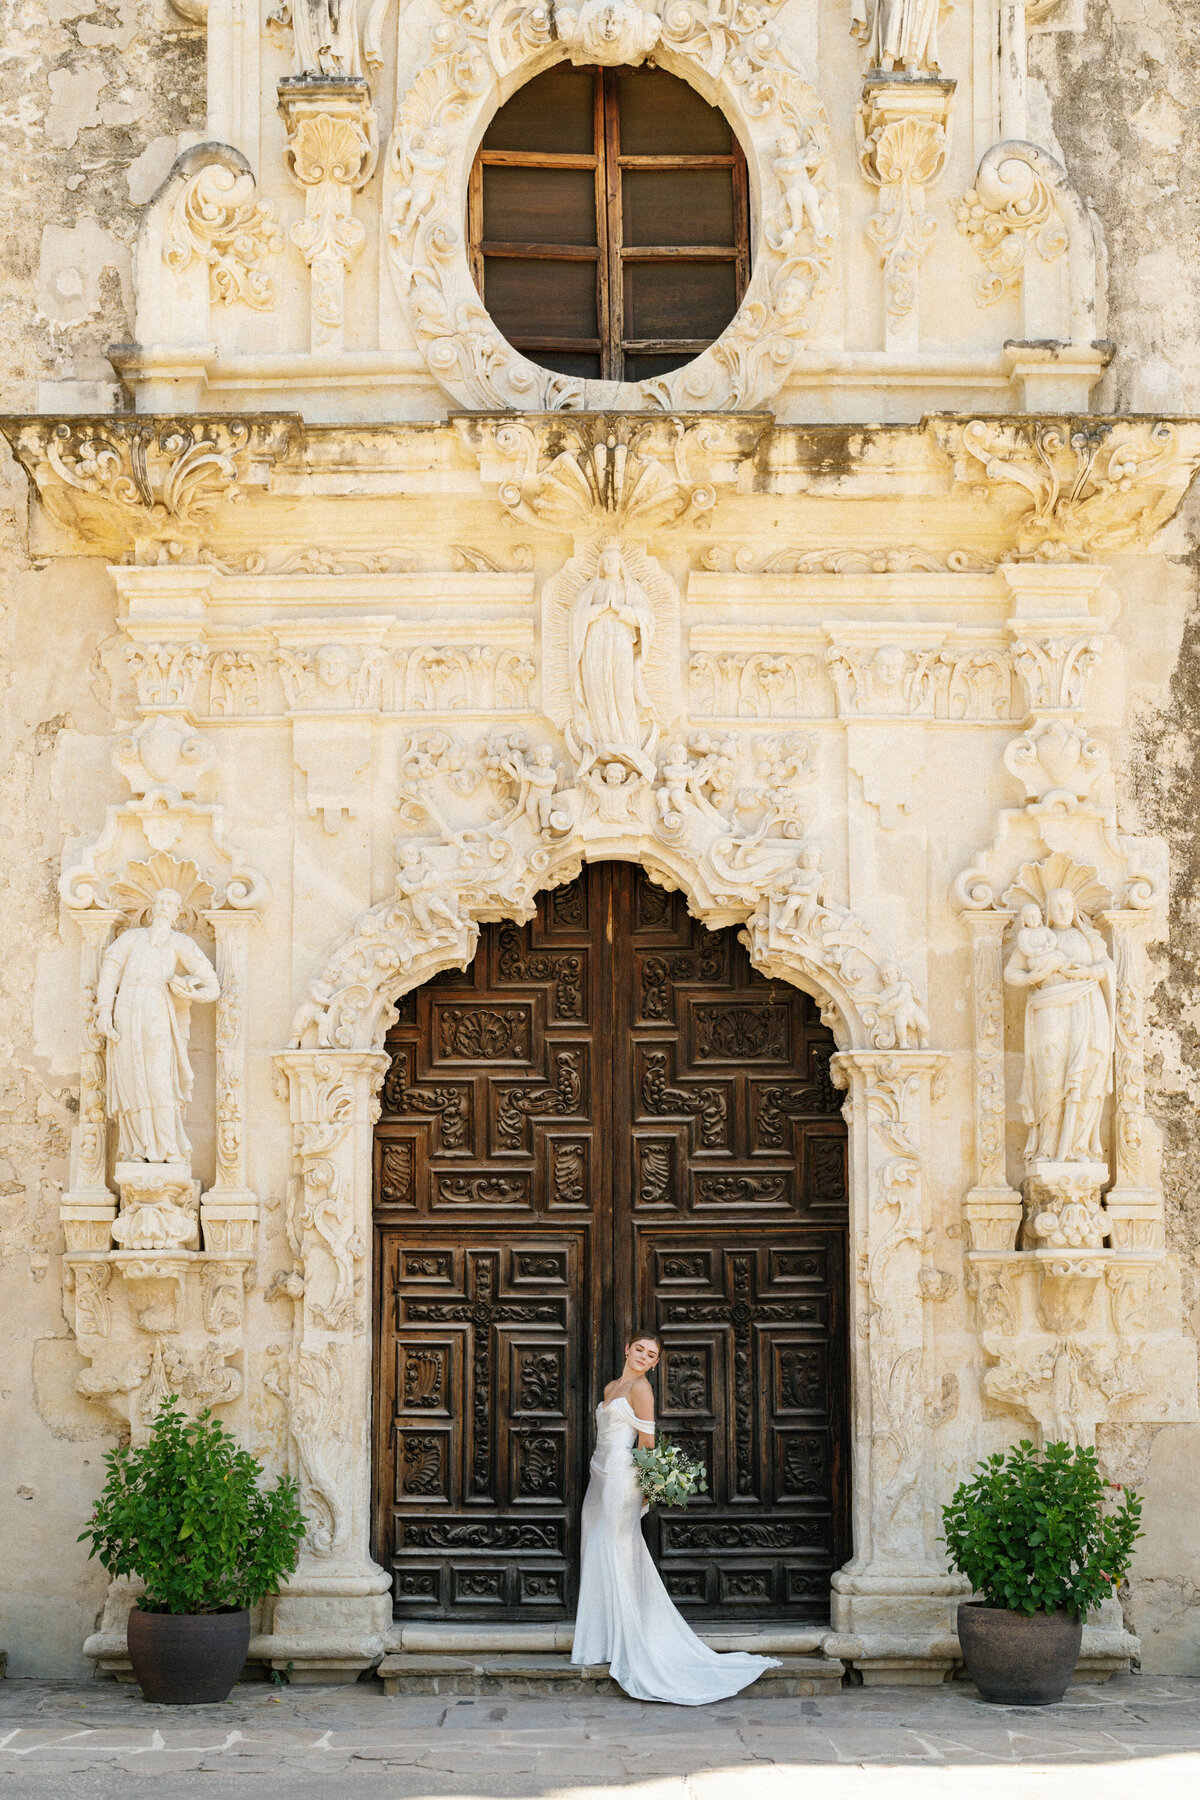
[570,1395,780,1705]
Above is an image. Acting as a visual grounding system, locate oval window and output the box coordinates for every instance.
[468,63,751,382]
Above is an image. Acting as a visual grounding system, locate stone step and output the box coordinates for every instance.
[377,1651,845,1698]
[386,1621,828,1656]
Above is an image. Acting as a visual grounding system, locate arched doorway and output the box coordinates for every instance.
[372,863,850,1622]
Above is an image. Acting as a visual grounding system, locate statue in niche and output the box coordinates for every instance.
[850,0,942,73]
[568,544,657,780]
[1003,889,1115,1166]
[96,888,220,1165]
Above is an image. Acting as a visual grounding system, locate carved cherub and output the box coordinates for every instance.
[1015,901,1066,984]
[395,843,462,940]
[772,127,829,246]
[773,845,825,938]
[869,963,931,1050]
[392,129,449,253]
[655,741,694,831]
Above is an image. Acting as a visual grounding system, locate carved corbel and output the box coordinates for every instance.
[0,417,294,564]
[937,418,1200,562]
[278,78,377,353]
[856,77,954,352]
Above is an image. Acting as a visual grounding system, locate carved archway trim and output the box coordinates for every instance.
[383,0,839,414]
[289,836,930,1057]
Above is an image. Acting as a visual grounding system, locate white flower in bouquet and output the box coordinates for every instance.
[630,1438,708,1510]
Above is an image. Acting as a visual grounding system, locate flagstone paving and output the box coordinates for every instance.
[1,1672,1199,1798]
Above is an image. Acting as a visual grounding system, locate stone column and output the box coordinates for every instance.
[829,1049,965,1683]
[269,1048,391,1682]
[60,910,122,1253]
[278,77,375,354]
[961,909,1023,1252]
[201,908,259,1254]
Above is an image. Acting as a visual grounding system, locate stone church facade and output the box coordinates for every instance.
[3,0,1200,1684]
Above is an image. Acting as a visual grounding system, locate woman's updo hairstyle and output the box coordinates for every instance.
[626,1327,664,1352]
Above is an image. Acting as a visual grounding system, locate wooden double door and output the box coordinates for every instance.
[373,864,849,1621]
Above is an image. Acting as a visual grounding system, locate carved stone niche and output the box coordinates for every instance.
[58,680,267,1437]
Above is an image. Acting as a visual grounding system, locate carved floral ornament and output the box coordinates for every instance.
[383,0,839,413]
[288,711,933,1059]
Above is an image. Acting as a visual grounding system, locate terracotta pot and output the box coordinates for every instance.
[126,1607,250,1704]
[957,1601,1083,1706]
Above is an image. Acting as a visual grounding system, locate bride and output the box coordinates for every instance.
[571,1329,780,1705]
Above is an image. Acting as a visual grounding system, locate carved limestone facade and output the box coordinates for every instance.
[3,0,1200,1689]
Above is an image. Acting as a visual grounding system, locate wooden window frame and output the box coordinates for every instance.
[468,66,750,381]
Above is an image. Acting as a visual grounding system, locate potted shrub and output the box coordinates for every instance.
[81,1397,305,1704]
[942,1438,1142,1706]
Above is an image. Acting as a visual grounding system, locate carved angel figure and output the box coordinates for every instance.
[391,129,450,259]
[554,0,661,65]
[869,963,931,1050]
[1003,889,1115,1166]
[771,128,829,246]
[569,545,657,778]
[96,888,220,1164]
[396,843,462,941]
[655,741,694,830]
[773,846,826,939]
[851,0,941,73]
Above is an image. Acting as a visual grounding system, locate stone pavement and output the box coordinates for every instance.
[2,1672,1200,1800]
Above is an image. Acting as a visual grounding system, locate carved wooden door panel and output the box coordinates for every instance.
[374,864,848,1621]
[616,872,850,1618]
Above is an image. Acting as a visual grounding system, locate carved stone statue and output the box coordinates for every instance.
[96,888,220,1165]
[773,845,826,938]
[869,963,931,1050]
[1003,889,1115,1166]
[395,843,462,941]
[568,544,657,779]
[851,0,942,73]
[771,128,829,246]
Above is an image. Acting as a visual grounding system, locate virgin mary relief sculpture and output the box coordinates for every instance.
[1003,887,1115,1169]
[568,544,658,781]
[96,888,221,1165]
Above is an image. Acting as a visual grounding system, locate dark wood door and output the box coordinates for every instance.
[374,864,848,1622]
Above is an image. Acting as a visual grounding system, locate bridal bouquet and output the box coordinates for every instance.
[631,1439,708,1510]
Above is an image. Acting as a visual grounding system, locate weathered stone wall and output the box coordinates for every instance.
[1030,2,1200,1674]
[1,0,1200,1681]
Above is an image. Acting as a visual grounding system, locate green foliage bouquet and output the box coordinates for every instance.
[941,1439,1142,1620]
[80,1398,306,1614]
[631,1439,708,1510]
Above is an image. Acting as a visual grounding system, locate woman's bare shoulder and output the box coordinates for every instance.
[630,1375,655,1413]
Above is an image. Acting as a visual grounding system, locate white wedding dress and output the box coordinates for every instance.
[571,1396,780,1705]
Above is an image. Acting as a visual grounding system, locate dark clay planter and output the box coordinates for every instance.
[957,1602,1083,1706]
[127,1607,250,1704]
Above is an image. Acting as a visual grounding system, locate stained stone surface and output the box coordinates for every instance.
[3,1674,1200,1798]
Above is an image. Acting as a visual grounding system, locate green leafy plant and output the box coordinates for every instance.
[941,1439,1142,1619]
[80,1398,306,1615]
[631,1439,708,1510]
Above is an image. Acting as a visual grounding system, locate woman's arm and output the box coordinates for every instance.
[631,1375,655,1450]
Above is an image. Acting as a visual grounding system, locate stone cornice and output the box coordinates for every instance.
[3,412,1199,566]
